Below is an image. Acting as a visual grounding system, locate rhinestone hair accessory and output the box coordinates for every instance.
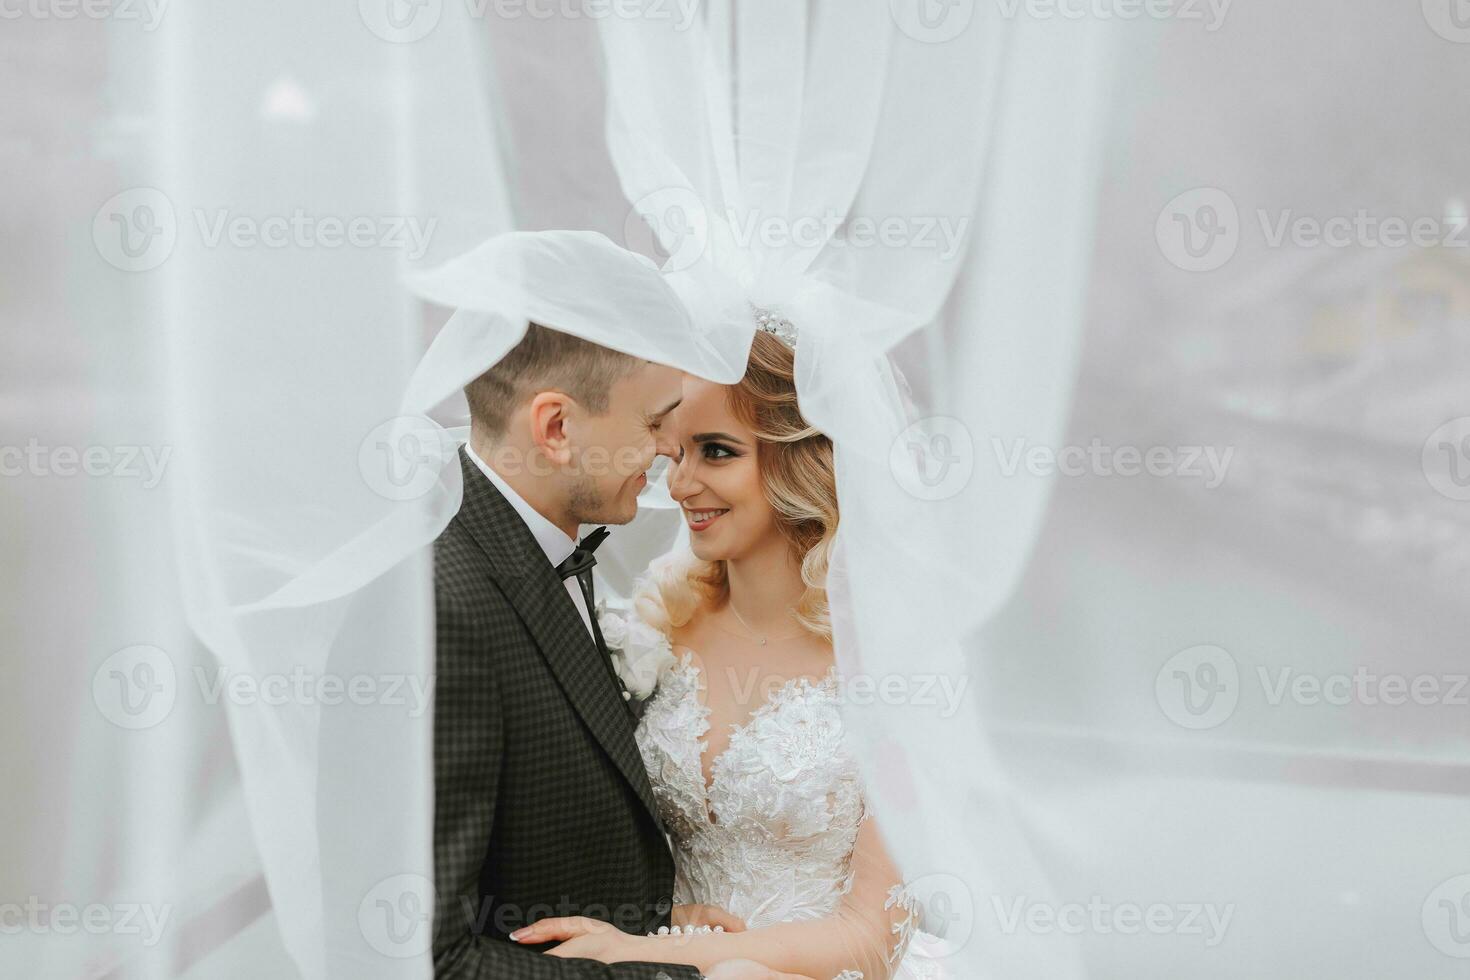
[752,306,798,349]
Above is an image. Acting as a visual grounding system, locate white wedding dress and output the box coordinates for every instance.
[606,600,941,980]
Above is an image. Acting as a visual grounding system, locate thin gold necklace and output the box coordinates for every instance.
[725,601,804,646]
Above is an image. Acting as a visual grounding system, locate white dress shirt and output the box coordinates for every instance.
[465,444,596,639]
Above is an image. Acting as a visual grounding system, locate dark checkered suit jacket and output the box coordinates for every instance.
[433,448,699,979]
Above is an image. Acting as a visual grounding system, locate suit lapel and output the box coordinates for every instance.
[453,448,662,827]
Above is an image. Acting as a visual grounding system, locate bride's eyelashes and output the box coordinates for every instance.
[698,441,739,462]
[688,431,746,464]
[677,441,740,464]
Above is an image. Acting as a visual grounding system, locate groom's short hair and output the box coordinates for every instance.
[465,322,643,439]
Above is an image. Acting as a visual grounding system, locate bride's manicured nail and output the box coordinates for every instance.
[509,928,527,941]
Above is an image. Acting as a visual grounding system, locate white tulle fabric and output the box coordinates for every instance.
[590,6,1117,978]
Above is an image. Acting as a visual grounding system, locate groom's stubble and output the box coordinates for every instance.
[567,474,609,525]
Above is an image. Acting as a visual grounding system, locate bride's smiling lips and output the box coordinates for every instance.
[683,506,729,532]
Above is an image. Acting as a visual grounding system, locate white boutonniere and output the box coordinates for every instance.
[596,599,675,701]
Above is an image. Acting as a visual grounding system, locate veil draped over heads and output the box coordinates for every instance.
[584,4,1120,977]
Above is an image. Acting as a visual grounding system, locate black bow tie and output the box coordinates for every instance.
[555,525,610,582]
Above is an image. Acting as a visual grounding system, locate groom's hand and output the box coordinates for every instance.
[706,960,814,980]
[673,903,746,933]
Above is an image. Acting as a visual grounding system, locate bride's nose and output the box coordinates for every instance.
[667,450,700,501]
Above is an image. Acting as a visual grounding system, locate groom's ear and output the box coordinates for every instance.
[527,390,575,466]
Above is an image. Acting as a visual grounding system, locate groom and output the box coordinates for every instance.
[432,322,802,980]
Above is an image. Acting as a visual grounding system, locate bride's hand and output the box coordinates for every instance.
[674,902,746,932]
[511,916,651,963]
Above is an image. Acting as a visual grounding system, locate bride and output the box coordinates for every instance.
[508,328,925,980]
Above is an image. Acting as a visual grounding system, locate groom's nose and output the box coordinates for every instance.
[653,429,680,460]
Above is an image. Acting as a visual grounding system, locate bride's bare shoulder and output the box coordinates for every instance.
[668,597,719,653]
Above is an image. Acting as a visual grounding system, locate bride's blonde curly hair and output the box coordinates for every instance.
[635,330,837,639]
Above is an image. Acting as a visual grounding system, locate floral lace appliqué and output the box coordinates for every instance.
[885,883,921,968]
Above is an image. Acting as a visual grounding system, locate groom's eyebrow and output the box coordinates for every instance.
[691,432,746,446]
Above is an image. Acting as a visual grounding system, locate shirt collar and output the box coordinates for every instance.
[465,442,578,568]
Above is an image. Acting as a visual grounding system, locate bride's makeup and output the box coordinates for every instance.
[684,507,728,532]
[666,378,780,561]
[682,436,740,529]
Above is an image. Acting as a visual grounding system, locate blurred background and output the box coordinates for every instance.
[4,1,1468,978]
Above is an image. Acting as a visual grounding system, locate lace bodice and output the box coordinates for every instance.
[615,611,867,929]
